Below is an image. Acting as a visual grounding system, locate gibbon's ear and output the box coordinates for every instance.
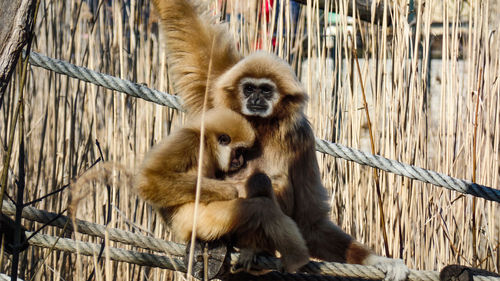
[273,92,308,120]
[152,0,243,114]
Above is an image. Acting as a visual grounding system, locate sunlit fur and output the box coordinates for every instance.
[136,108,309,273]
[136,108,254,209]
[152,0,409,279]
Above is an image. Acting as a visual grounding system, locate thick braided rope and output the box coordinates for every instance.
[315,138,500,203]
[24,231,500,281]
[1,200,184,256]
[27,51,185,111]
[7,201,500,281]
[27,51,500,203]
[25,231,186,272]
[243,254,441,281]
[3,200,400,280]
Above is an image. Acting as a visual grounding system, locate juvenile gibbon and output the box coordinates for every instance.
[136,108,309,273]
[151,0,409,280]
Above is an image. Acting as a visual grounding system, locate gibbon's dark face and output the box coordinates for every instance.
[239,77,279,117]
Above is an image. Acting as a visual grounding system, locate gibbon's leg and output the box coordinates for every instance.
[289,139,409,281]
[303,218,368,263]
[305,218,409,281]
[234,172,309,273]
[258,209,309,273]
[171,198,309,273]
[231,203,309,274]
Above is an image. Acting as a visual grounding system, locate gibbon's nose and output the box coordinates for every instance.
[249,93,263,104]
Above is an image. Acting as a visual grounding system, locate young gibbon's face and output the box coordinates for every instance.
[239,77,279,118]
[214,133,247,172]
[196,108,255,173]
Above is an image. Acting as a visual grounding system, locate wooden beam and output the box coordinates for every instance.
[0,0,37,97]
[292,0,391,25]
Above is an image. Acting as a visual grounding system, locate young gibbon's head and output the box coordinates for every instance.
[213,52,308,120]
[187,108,256,172]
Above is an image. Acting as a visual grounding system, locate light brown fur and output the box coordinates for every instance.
[152,1,409,279]
[136,108,309,273]
[151,0,242,113]
[136,109,254,208]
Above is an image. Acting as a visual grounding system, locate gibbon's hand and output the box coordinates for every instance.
[366,255,409,281]
[226,184,241,200]
[226,179,247,198]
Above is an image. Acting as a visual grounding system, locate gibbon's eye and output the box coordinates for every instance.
[260,84,273,97]
[243,84,255,96]
[218,134,231,145]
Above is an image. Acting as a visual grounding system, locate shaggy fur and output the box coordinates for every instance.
[152,0,409,279]
[136,108,309,273]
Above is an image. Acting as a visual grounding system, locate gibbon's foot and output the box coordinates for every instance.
[184,239,228,280]
[365,255,410,281]
[280,252,310,274]
[230,249,273,276]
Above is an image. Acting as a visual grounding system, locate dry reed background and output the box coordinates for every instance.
[0,0,499,280]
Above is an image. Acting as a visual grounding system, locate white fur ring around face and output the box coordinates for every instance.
[364,254,410,281]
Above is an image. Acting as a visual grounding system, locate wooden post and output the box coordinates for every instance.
[0,0,38,98]
[292,0,391,25]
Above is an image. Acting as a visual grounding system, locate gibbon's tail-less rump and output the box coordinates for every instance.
[136,107,309,273]
[152,0,409,280]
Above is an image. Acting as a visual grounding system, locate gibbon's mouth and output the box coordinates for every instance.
[229,154,244,171]
[247,105,267,112]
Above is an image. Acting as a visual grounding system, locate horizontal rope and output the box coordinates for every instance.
[24,229,500,281]
[315,139,500,203]
[24,233,370,281]
[2,200,184,256]
[7,200,490,281]
[26,231,186,272]
[27,51,185,111]
[26,51,499,203]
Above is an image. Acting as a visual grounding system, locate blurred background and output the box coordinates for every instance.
[1,0,499,280]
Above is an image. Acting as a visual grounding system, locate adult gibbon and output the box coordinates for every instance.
[152,0,409,279]
[136,108,309,273]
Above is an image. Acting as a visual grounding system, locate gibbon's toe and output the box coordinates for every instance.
[231,249,272,276]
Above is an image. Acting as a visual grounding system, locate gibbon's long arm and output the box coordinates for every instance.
[138,173,239,208]
[152,0,242,113]
[136,129,239,208]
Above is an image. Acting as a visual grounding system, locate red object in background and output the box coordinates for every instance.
[255,0,276,50]
[260,0,274,22]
